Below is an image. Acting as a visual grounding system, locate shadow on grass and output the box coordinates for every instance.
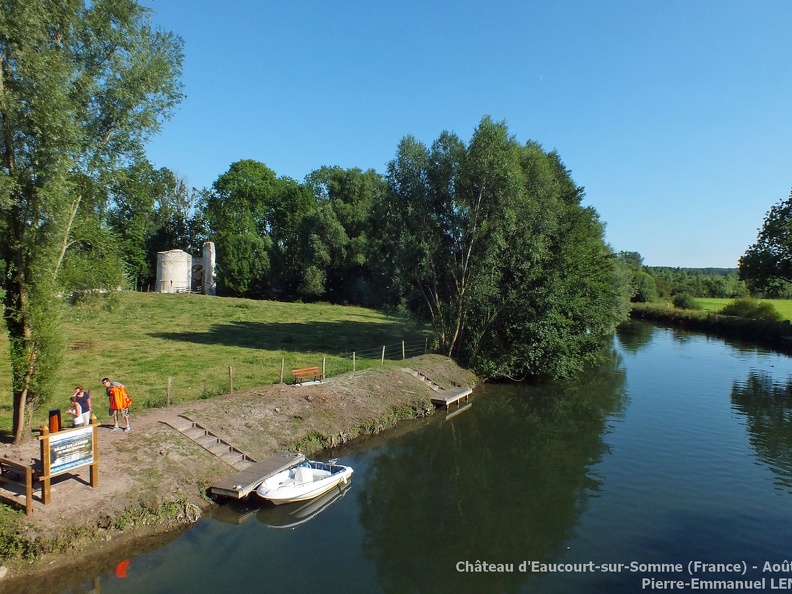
[149,320,431,356]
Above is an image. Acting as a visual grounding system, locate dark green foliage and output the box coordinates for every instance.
[648,267,748,299]
[719,297,783,321]
[202,160,315,298]
[107,161,204,288]
[740,189,792,292]
[301,166,385,304]
[216,233,272,297]
[630,303,792,350]
[376,117,631,380]
[672,293,700,310]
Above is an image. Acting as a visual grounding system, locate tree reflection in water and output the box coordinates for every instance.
[357,348,627,592]
[731,371,792,492]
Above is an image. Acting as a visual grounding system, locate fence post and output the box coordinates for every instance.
[24,465,32,516]
[39,425,51,505]
[322,357,326,380]
[280,358,285,384]
[353,352,356,372]
[167,377,172,407]
[402,340,405,360]
[381,345,386,364]
[229,366,233,395]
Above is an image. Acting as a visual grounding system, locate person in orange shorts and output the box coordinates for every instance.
[102,377,132,432]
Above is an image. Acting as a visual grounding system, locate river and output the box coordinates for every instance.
[39,322,792,592]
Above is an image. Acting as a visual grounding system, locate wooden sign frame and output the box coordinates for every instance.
[38,416,99,504]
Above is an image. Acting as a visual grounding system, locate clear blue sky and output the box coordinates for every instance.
[144,0,791,269]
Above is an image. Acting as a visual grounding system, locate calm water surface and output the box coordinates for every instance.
[44,323,792,592]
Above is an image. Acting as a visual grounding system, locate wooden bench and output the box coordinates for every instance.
[0,458,37,515]
[291,366,323,384]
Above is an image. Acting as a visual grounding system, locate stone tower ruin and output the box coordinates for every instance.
[155,241,216,294]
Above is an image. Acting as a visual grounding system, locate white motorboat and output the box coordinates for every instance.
[255,459,353,505]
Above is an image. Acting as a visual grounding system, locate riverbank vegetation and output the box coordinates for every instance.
[629,301,792,351]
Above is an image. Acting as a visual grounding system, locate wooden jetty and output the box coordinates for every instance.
[210,451,305,499]
[431,386,473,410]
[402,367,473,410]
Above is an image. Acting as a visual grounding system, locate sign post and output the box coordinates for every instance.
[38,415,99,505]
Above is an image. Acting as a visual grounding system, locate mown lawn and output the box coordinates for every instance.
[0,292,432,437]
[695,297,792,321]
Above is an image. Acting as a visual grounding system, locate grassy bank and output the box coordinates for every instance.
[0,292,432,436]
[695,297,792,321]
[629,302,792,350]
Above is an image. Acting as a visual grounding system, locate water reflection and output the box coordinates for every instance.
[256,482,352,529]
[615,320,655,353]
[357,350,627,592]
[731,371,792,491]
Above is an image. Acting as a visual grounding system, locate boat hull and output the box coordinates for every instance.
[255,460,353,505]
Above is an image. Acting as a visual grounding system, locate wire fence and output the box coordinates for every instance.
[155,336,437,407]
[273,337,433,385]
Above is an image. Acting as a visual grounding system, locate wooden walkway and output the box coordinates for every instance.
[210,452,305,499]
[161,414,257,470]
[431,386,473,409]
[402,368,473,410]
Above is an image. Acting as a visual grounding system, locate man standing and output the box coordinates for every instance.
[102,377,132,432]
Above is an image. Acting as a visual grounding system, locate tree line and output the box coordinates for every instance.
[104,119,633,383]
[617,253,751,302]
[619,187,792,304]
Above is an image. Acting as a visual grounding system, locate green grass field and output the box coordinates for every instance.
[695,297,792,321]
[0,292,432,435]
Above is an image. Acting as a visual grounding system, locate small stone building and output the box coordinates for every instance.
[155,241,216,295]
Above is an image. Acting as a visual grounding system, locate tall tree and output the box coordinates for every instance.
[302,166,385,303]
[0,1,183,441]
[739,189,792,294]
[616,251,658,303]
[202,160,278,297]
[107,161,198,289]
[378,117,630,380]
[202,160,315,298]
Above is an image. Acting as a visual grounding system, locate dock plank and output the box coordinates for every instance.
[431,387,472,409]
[210,451,305,499]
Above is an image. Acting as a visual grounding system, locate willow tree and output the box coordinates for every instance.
[0,1,184,441]
[379,117,631,380]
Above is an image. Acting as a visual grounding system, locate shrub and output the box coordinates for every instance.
[719,298,783,321]
[672,293,700,310]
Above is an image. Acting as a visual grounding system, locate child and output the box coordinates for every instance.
[68,396,85,427]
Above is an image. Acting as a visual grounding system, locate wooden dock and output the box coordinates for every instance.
[402,367,473,410]
[210,451,305,499]
[431,386,473,409]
